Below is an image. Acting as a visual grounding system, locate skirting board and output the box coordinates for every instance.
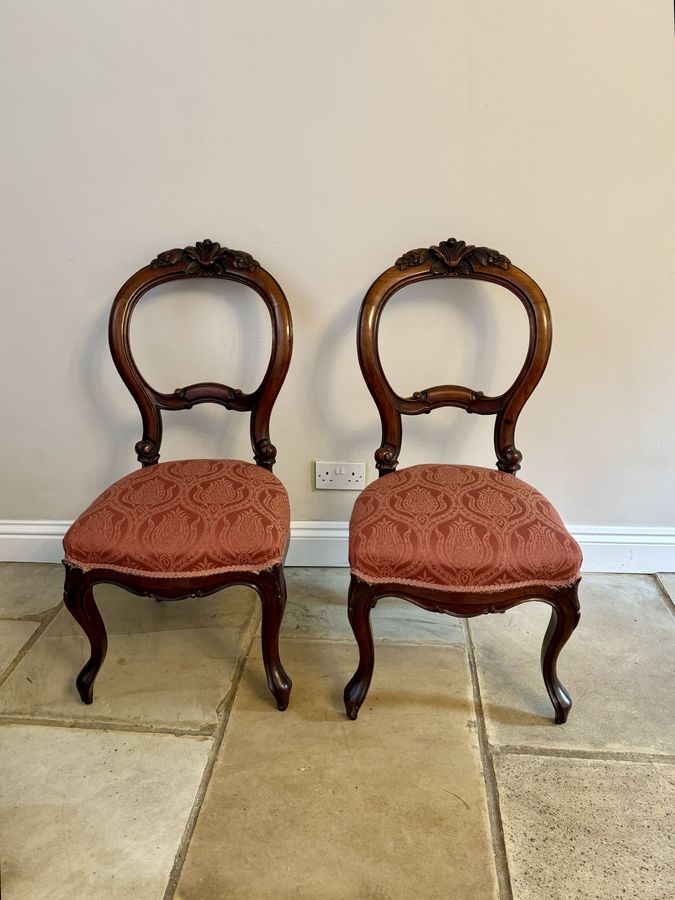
[0,520,674,574]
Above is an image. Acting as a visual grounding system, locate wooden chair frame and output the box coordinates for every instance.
[344,238,580,723]
[63,240,294,710]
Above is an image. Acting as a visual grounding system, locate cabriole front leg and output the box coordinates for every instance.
[541,581,581,724]
[344,576,377,720]
[254,565,292,711]
[62,564,108,704]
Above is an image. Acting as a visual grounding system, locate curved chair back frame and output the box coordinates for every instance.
[109,239,292,471]
[358,238,552,476]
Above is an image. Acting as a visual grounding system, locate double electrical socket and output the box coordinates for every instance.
[315,461,366,490]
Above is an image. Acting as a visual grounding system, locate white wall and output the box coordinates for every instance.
[1,1,674,536]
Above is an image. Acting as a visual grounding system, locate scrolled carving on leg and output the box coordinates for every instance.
[541,581,581,724]
[254,565,292,710]
[344,576,377,720]
[62,564,108,704]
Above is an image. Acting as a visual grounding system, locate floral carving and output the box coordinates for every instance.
[396,238,510,275]
[151,239,259,275]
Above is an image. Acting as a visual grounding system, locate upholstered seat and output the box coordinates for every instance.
[349,464,581,592]
[64,459,290,578]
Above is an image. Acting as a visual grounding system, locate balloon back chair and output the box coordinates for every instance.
[345,238,582,723]
[63,239,293,710]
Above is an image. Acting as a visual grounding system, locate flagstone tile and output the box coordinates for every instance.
[176,639,497,900]
[0,562,63,618]
[0,723,211,900]
[495,753,675,900]
[469,575,675,753]
[0,586,258,731]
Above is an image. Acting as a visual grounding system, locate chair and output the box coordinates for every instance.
[63,239,293,710]
[344,238,582,723]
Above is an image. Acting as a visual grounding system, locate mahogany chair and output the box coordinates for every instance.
[62,239,293,710]
[344,238,582,723]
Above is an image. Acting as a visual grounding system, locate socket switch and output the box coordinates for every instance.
[315,461,366,491]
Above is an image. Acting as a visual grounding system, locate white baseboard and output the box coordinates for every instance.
[284,522,349,567]
[0,521,73,564]
[566,526,675,574]
[0,520,673,574]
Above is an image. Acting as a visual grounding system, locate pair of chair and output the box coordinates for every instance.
[62,237,582,723]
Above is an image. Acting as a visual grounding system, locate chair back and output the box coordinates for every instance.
[357,238,552,476]
[109,239,292,470]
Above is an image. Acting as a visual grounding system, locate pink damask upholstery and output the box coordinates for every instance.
[350,464,582,592]
[64,459,290,578]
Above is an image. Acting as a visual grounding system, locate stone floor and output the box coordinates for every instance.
[0,564,673,899]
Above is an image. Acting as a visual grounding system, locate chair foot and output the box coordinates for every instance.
[76,671,96,705]
[344,677,367,720]
[274,684,291,712]
[344,576,376,720]
[541,582,581,724]
[554,705,569,726]
[63,565,108,705]
[255,565,292,711]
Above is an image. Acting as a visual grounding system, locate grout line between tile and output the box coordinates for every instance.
[492,744,675,765]
[0,604,62,624]
[162,604,261,900]
[652,574,675,618]
[0,714,215,738]
[281,632,462,648]
[463,619,513,900]
[0,602,63,690]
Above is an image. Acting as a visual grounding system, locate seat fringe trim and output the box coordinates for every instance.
[350,567,581,594]
[63,555,284,579]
